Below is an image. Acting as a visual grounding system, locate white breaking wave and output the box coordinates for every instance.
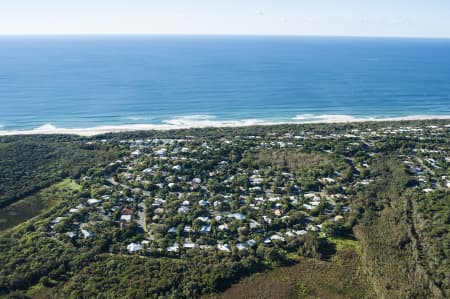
[34,123,58,131]
[162,115,270,127]
[123,116,156,121]
[0,116,277,136]
[0,114,449,137]
[292,114,377,123]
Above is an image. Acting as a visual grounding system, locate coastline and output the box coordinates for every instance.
[1,114,449,137]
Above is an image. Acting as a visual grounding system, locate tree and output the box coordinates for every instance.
[298,233,322,259]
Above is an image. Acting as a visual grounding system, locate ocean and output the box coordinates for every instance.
[1,35,450,134]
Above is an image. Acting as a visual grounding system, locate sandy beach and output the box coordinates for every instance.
[1,114,449,137]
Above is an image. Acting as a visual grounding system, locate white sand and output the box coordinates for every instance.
[0,115,449,137]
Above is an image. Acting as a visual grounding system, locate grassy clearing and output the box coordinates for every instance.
[328,236,361,255]
[213,249,374,299]
[0,179,81,232]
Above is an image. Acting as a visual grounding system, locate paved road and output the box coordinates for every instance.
[137,202,147,232]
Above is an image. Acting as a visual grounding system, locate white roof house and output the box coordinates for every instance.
[87,198,101,205]
[236,243,247,251]
[183,239,197,249]
[229,213,245,220]
[178,206,190,213]
[249,219,260,229]
[307,225,319,232]
[217,244,231,252]
[286,231,295,237]
[200,225,211,233]
[303,204,313,210]
[81,229,93,238]
[269,197,280,202]
[295,230,307,236]
[120,215,132,222]
[218,224,229,231]
[155,149,167,156]
[304,193,317,199]
[131,149,142,157]
[199,200,209,206]
[51,217,65,224]
[334,215,344,222]
[322,177,336,184]
[167,242,180,252]
[262,215,272,224]
[247,239,257,247]
[270,234,286,242]
[127,243,142,253]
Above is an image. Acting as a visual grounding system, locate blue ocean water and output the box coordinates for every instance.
[0,35,450,131]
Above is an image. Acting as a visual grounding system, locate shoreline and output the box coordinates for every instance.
[1,115,450,137]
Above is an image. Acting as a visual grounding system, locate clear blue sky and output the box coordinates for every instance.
[1,0,450,37]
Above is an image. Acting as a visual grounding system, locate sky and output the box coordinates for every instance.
[1,0,450,38]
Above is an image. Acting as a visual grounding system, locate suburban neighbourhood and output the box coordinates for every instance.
[46,123,450,257]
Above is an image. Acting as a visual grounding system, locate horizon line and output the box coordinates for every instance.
[0,33,450,40]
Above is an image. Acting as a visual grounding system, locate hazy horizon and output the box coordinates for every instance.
[1,33,450,41]
[1,1,450,38]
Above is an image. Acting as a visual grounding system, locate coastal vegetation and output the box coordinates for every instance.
[0,179,80,231]
[0,135,120,209]
[216,252,373,299]
[0,120,448,298]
